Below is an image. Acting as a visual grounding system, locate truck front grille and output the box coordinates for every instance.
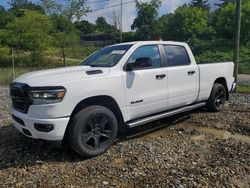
[10,83,31,113]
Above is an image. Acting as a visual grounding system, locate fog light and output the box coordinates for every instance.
[34,123,54,132]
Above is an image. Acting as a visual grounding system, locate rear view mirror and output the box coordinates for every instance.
[126,57,152,71]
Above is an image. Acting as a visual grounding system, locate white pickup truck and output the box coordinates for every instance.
[10,41,235,157]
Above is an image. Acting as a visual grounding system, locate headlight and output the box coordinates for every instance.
[29,87,66,105]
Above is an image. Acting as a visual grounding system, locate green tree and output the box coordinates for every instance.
[189,0,210,10]
[131,0,161,40]
[157,14,172,38]
[0,10,52,62]
[9,0,45,16]
[41,0,89,21]
[214,1,250,43]
[215,0,234,7]
[95,16,117,33]
[63,0,90,22]
[51,15,79,66]
[9,0,29,7]
[74,20,95,35]
[95,16,108,32]
[40,0,62,15]
[163,5,211,41]
[0,6,14,30]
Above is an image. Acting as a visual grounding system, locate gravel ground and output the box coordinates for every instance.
[0,86,249,187]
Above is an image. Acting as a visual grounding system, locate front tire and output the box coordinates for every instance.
[68,105,118,157]
[206,83,226,112]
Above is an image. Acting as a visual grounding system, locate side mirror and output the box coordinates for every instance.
[126,57,152,71]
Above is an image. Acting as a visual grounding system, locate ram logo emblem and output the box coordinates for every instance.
[131,100,143,104]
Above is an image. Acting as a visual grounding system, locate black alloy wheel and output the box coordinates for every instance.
[82,113,114,150]
[206,83,227,112]
[68,105,118,157]
[214,87,226,109]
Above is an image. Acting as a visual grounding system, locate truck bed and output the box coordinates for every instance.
[197,62,235,102]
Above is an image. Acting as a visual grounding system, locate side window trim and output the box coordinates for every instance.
[162,44,191,67]
[123,44,163,71]
[159,44,167,67]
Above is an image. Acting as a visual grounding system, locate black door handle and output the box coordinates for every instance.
[188,70,195,75]
[156,74,166,79]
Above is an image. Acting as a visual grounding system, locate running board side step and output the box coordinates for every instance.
[126,102,206,128]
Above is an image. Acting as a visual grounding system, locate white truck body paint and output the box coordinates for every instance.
[10,41,235,140]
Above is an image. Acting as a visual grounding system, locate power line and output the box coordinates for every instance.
[85,0,110,4]
[90,0,135,12]
[55,0,110,5]
[86,0,136,43]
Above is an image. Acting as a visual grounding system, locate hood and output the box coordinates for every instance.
[14,66,110,87]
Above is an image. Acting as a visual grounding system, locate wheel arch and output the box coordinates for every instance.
[214,77,229,100]
[64,95,125,140]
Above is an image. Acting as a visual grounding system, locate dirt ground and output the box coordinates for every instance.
[0,86,249,187]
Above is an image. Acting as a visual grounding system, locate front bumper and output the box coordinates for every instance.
[11,108,70,141]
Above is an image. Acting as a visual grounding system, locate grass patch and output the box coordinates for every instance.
[0,59,80,85]
[44,45,98,60]
[238,85,250,94]
[0,67,42,85]
[0,45,96,68]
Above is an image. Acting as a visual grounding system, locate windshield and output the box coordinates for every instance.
[80,45,132,67]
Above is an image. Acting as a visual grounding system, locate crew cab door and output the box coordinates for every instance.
[162,44,199,108]
[122,45,168,120]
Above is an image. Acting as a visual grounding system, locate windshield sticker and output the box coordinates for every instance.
[111,50,126,55]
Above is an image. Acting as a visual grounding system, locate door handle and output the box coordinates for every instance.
[188,70,195,75]
[156,74,166,79]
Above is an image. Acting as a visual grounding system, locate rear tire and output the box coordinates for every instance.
[206,83,226,112]
[68,105,118,157]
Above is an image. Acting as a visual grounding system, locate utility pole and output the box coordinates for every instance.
[11,47,15,80]
[233,0,241,93]
[120,0,123,43]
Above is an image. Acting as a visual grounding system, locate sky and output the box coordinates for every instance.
[0,0,219,31]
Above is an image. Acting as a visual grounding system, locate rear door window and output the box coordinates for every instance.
[163,45,190,67]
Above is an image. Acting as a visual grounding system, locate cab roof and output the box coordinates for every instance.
[112,41,188,46]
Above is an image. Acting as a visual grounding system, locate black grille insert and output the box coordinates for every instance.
[10,83,31,113]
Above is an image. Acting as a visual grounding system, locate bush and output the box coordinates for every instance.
[193,39,250,74]
[195,48,250,74]
[0,54,11,67]
[238,46,250,74]
[188,38,233,56]
[195,51,233,64]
